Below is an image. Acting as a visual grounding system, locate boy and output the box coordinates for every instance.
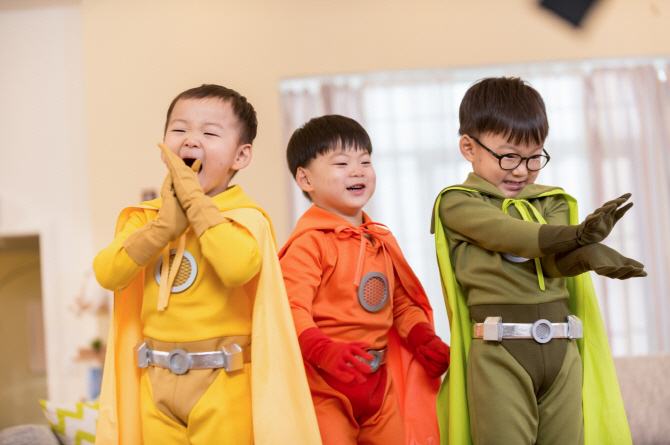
[431,77,646,444]
[93,84,320,445]
[279,114,449,445]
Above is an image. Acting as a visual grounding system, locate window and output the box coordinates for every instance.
[281,58,670,356]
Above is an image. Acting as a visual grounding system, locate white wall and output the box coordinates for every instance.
[0,3,95,403]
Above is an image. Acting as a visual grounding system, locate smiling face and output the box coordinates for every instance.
[461,133,543,198]
[162,97,251,197]
[296,146,376,226]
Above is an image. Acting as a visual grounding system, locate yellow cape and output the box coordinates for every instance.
[431,186,631,445]
[95,186,321,445]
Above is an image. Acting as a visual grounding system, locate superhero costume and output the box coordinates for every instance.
[279,205,442,445]
[94,185,321,445]
[431,173,631,444]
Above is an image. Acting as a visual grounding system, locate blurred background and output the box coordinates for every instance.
[0,0,668,433]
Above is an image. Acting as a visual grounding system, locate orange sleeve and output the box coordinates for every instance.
[391,269,430,339]
[279,232,325,336]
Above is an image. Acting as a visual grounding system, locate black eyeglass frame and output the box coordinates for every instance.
[470,136,551,171]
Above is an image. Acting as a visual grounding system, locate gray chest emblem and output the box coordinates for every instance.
[358,271,389,312]
[154,249,198,293]
[502,253,532,263]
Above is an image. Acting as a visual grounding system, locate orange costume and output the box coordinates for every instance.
[279,205,442,445]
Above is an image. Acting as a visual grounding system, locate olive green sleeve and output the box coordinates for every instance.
[439,191,543,259]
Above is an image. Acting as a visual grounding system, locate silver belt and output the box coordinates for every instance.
[356,347,388,373]
[134,341,250,375]
[473,315,583,344]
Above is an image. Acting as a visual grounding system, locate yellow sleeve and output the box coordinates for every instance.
[93,211,148,292]
[199,219,262,288]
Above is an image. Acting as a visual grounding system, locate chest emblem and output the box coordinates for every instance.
[358,271,389,312]
[154,249,198,293]
[502,252,532,263]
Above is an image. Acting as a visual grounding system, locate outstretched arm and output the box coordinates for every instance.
[542,242,646,280]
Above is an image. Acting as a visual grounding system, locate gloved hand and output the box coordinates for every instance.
[407,322,450,378]
[298,327,374,384]
[554,242,647,279]
[122,170,189,266]
[539,194,633,255]
[158,143,226,237]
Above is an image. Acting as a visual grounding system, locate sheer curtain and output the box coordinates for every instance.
[280,58,670,356]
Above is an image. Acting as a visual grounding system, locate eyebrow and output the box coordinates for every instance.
[169,119,225,130]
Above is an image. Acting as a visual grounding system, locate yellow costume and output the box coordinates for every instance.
[94,185,321,445]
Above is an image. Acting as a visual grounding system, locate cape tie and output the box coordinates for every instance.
[157,233,187,311]
[335,222,391,287]
[501,198,548,291]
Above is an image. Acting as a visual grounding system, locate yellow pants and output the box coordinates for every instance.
[139,338,253,445]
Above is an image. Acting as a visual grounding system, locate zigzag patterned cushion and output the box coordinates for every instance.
[39,399,98,445]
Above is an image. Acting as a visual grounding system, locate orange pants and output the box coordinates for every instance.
[305,363,404,445]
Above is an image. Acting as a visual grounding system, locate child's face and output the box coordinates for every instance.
[163,97,251,197]
[461,133,543,198]
[296,146,376,225]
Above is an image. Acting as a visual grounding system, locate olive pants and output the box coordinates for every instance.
[467,339,584,445]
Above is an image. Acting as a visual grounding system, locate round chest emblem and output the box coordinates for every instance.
[154,249,198,293]
[358,271,389,312]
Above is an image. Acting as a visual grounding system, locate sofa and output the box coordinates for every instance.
[0,424,59,445]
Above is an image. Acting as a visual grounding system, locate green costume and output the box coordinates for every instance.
[431,173,631,444]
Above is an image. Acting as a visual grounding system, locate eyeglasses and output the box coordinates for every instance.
[470,136,551,171]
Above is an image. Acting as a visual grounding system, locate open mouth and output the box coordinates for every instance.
[183,158,203,173]
[347,185,365,191]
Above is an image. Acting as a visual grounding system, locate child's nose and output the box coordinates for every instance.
[512,161,528,175]
[184,134,200,147]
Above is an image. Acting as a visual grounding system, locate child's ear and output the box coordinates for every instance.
[295,167,314,193]
[232,144,252,170]
[459,135,475,162]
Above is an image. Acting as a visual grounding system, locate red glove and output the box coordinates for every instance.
[408,322,450,378]
[298,327,374,384]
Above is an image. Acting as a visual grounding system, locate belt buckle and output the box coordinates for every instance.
[357,350,382,373]
[167,348,192,375]
[531,319,554,344]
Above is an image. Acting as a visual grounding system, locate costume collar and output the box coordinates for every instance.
[141,184,259,212]
[283,205,391,286]
[461,172,562,200]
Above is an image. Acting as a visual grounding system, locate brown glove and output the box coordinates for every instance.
[539,193,633,255]
[158,143,227,237]
[554,242,647,279]
[123,170,189,266]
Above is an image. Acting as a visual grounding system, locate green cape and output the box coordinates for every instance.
[431,185,631,445]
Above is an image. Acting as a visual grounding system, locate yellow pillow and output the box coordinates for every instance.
[39,399,98,445]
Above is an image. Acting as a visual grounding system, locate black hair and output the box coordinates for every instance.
[287,115,372,200]
[164,84,257,145]
[459,77,549,146]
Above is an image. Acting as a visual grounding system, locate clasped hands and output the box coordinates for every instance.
[121,144,224,266]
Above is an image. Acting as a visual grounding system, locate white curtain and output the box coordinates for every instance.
[280,58,670,356]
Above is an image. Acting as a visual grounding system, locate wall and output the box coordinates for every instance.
[0,2,96,404]
[81,0,670,248]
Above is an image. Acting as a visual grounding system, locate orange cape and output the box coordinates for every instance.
[279,205,441,445]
